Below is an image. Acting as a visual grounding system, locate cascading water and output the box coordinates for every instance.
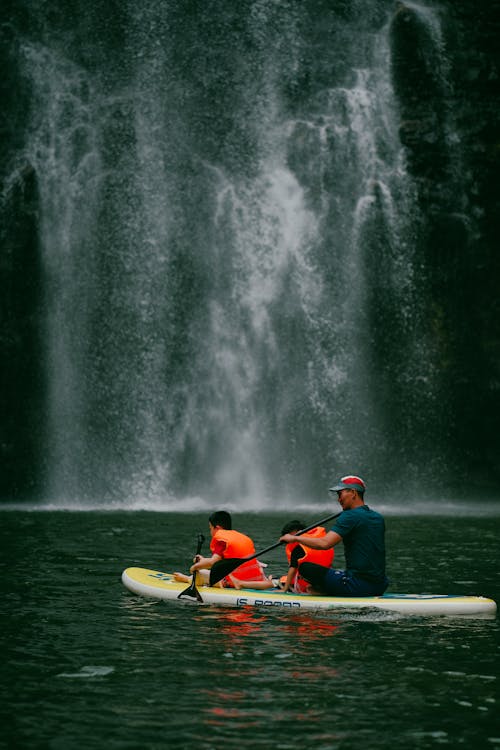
[2,0,498,506]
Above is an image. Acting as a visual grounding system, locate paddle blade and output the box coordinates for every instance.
[178,532,206,602]
[178,575,204,602]
[209,558,245,586]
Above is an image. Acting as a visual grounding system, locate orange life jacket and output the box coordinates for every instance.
[285,526,334,593]
[210,528,264,583]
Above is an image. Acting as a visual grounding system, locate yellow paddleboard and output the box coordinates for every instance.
[122,568,497,618]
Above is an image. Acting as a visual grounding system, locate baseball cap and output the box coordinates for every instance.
[329,475,366,493]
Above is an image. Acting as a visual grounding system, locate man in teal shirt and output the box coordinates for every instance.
[279,475,389,596]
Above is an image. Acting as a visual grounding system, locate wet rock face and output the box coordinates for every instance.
[390,0,500,213]
[388,0,500,490]
[391,0,500,251]
[390,2,450,181]
[0,164,45,500]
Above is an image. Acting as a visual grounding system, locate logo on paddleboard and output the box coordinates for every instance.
[236,597,301,608]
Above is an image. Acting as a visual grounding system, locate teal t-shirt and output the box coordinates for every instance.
[331,505,386,582]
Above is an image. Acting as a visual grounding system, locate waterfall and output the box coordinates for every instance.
[3,0,496,506]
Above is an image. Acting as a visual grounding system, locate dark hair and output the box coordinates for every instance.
[281,519,305,536]
[209,510,232,530]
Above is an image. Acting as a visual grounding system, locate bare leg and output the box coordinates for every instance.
[230,574,276,590]
[173,569,211,585]
[173,572,190,582]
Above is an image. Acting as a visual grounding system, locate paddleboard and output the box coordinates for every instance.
[122,568,497,617]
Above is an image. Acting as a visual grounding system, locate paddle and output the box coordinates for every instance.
[178,532,205,602]
[209,512,341,586]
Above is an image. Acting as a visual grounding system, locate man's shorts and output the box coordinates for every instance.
[299,562,388,596]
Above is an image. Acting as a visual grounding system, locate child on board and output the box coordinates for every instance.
[173,510,269,588]
[230,519,334,592]
[279,520,335,592]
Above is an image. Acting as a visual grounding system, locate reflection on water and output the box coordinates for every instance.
[200,608,341,643]
[202,609,268,640]
[282,613,341,639]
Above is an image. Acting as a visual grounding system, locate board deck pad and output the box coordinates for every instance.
[122,568,497,617]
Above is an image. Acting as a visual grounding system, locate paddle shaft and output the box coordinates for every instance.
[246,511,341,559]
[193,532,205,575]
[209,511,341,586]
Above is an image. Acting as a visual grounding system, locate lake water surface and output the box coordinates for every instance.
[2,509,499,749]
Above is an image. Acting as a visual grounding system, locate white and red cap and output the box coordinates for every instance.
[329,475,366,493]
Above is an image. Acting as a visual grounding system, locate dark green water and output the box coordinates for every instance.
[2,510,499,749]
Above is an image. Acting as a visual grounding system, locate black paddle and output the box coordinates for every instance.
[178,532,205,602]
[209,512,341,586]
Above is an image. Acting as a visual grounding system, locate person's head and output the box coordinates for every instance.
[329,475,366,510]
[208,510,232,531]
[281,520,305,536]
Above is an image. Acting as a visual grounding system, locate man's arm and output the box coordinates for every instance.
[279,530,341,550]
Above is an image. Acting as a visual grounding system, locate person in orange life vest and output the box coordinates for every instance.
[230,520,334,592]
[279,520,334,593]
[173,510,268,588]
